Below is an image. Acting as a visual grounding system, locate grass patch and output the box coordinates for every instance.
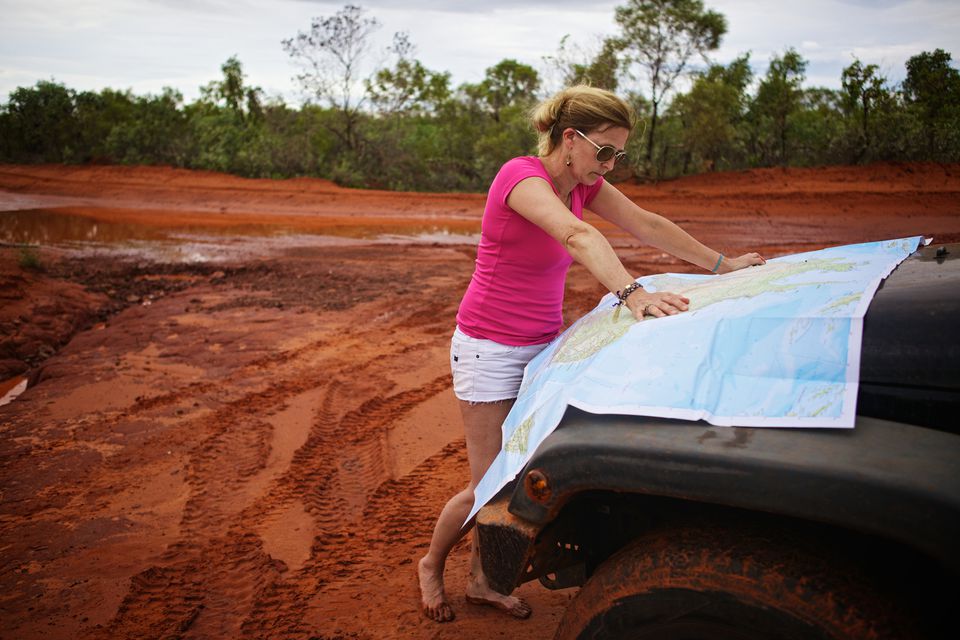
[17,246,44,271]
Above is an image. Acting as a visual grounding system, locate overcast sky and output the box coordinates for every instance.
[2,0,958,104]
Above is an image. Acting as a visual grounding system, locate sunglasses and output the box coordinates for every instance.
[575,129,628,164]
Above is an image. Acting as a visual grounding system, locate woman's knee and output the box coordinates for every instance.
[442,485,474,512]
[458,484,477,504]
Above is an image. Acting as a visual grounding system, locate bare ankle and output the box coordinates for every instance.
[419,555,443,576]
[468,570,490,588]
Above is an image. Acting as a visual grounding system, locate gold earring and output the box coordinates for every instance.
[565,155,572,166]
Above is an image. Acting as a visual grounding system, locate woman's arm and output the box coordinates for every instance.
[588,181,765,274]
[507,177,689,319]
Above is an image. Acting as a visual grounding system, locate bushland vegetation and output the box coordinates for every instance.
[1,1,958,190]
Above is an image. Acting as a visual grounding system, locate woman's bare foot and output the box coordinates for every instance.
[418,557,455,622]
[465,576,532,619]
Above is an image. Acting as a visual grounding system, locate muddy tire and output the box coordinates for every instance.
[554,522,917,640]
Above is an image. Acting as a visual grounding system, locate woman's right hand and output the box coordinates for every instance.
[625,290,690,320]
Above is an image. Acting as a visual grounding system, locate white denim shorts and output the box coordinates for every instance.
[450,326,549,403]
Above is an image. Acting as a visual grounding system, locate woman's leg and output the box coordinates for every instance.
[418,398,529,621]
[464,514,532,618]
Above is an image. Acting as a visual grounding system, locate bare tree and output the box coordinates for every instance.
[282,4,381,151]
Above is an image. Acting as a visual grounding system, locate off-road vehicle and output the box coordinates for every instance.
[476,242,959,639]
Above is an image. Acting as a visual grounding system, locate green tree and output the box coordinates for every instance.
[749,48,807,166]
[360,34,453,190]
[902,49,960,158]
[840,59,892,161]
[463,59,540,123]
[453,60,540,186]
[257,103,331,176]
[189,57,270,176]
[73,88,137,162]
[671,54,752,172]
[200,56,264,122]
[366,32,450,115]
[104,88,189,166]
[903,49,960,120]
[791,87,845,166]
[613,0,727,169]
[0,80,78,162]
[428,98,494,188]
[543,35,620,92]
[580,39,621,92]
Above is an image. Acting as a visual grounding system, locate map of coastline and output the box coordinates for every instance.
[468,237,923,523]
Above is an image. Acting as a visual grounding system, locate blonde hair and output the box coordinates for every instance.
[531,85,636,156]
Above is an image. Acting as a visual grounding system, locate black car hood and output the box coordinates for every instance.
[858,242,960,432]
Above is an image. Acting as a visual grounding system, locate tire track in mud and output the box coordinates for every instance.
[285,438,473,638]
[238,443,473,639]
[361,438,468,549]
[102,531,288,640]
[99,308,455,638]
[237,374,454,638]
[2,266,460,638]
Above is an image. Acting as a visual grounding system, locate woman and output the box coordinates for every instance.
[417,85,765,622]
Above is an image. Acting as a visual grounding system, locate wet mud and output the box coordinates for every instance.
[1,162,959,639]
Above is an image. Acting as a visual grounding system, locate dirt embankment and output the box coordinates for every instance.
[1,161,959,640]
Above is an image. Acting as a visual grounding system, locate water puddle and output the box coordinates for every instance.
[0,207,479,261]
[2,208,173,244]
[0,207,478,243]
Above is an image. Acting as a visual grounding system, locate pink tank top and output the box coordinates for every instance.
[456,156,605,346]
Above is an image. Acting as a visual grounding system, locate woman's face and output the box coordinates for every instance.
[568,125,630,185]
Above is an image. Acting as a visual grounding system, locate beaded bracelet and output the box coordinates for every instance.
[616,281,644,304]
[612,281,643,321]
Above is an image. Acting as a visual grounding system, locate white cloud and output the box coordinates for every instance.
[0,0,957,103]
[710,0,960,85]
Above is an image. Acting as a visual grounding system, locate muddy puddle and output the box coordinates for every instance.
[0,207,480,262]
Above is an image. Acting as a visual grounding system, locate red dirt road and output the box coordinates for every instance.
[1,162,958,639]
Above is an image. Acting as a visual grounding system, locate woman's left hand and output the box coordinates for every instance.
[718,252,766,273]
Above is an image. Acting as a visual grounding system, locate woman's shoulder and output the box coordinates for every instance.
[487,156,551,209]
[496,156,546,180]
[490,156,548,193]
